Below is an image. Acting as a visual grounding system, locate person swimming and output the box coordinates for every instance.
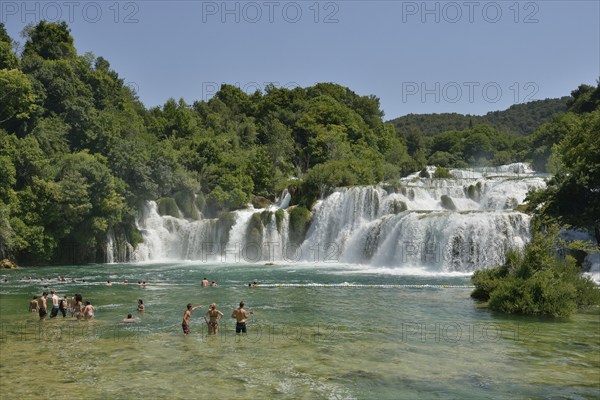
[123,314,137,323]
[137,299,145,312]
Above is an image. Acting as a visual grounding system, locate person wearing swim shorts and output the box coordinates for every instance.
[49,290,60,318]
[39,292,48,320]
[59,295,68,317]
[182,303,202,335]
[205,303,224,336]
[232,301,253,335]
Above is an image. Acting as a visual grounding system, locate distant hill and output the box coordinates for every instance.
[388,97,570,136]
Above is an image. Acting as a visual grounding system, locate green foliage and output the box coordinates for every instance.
[390,98,568,137]
[0,69,37,124]
[471,227,600,317]
[22,21,76,60]
[432,166,453,179]
[0,21,595,265]
[526,106,600,235]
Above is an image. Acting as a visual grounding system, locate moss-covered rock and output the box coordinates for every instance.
[174,190,200,220]
[216,212,236,244]
[246,213,264,245]
[252,196,272,209]
[275,209,285,233]
[390,200,407,214]
[440,195,457,211]
[195,193,206,214]
[157,198,181,218]
[0,259,17,269]
[288,206,311,244]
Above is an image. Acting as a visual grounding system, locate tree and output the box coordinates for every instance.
[527,109,600,243]
[0,23,19,69]
[0,69,37,124]
[21,21,76,60]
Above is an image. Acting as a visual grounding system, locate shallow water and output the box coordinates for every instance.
[1,263,599,399]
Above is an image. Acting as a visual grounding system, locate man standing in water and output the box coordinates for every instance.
[39,292,48,320]
[201,277,209,288]
[49,290,60,318]
[182,303,202,335]
[232,301,253,335]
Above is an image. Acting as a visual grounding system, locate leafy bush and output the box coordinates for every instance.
[471,227,600,317]
[433,166,453,179]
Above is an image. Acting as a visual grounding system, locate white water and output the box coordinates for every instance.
[113,163,556,272]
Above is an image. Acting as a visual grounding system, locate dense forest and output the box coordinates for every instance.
[390,97,569,138]
[0,21,598,266]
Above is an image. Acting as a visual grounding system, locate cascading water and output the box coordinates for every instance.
[125,163,550,272]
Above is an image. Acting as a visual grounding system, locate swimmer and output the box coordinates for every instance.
[123,314,137,323]
[210,281,217,288]
[201,277,209,288]
[137,299,145,312]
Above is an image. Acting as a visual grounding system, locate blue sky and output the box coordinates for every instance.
[2,1,599,119]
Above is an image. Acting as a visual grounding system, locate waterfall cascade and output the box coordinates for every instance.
[109,163,555,272]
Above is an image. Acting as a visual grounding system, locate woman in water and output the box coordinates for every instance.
[83,301,94,320]
[137,299,145,312]
[205,303,224,336]
[72,294,83,320]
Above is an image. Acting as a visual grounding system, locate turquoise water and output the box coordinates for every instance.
[1,263,599,399]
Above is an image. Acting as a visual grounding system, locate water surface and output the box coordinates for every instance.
[1,263,598,399]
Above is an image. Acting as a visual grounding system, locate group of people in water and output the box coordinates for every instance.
[30,290,94,321]
[27,275,256,336]
[182,301,254,336]
[181,276,255,335]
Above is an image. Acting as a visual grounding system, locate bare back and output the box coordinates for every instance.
[232,307,250,323]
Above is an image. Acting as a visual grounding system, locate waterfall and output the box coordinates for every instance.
[130,163,548,272]
[106,228,115,263]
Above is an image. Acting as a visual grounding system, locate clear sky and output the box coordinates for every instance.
[2,0,599,119]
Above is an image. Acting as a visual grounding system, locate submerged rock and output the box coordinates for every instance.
[0,259,18,269]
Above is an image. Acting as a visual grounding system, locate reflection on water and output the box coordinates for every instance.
[1,263,599,399]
